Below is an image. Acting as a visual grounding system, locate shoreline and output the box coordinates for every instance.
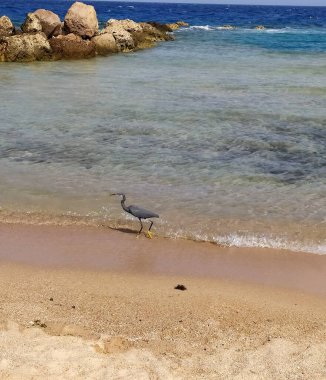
[1,222,326,296]
[1,222,326,378]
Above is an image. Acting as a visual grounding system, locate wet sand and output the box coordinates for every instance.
[0,223,326,379]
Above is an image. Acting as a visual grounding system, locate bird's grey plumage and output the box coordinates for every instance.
[111,193,159,237]
[127,205,159,219]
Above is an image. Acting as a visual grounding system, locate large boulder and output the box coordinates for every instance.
[49,33,96,59]
[0,33,52,62]
[33,9,62,38]
[104,19,135,52]
[92,33,118,55]
[0,16,14,37]
[64,1,98,39]
[21,13,42,33]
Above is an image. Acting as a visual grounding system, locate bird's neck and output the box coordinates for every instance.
[121,197,129,212]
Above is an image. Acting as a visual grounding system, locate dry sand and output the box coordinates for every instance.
[0,223,326,379]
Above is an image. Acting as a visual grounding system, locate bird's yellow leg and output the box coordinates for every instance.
[146,231,153,239]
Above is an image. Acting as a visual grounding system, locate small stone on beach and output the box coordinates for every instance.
[174,284,187,291]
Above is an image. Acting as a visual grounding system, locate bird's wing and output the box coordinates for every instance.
[129,205,159,219]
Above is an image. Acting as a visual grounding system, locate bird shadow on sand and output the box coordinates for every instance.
[107,226,138,235]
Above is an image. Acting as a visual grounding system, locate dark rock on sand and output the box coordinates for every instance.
[174,284,187,291]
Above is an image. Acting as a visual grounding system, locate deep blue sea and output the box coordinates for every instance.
[0,1,325,253]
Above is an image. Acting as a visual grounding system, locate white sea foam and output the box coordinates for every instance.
[188,25,214,31]
[210,234,326,255]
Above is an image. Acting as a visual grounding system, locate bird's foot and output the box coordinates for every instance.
[146,231,153,239]
[136,234,141,239]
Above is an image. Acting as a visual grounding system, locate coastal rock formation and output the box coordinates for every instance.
[107,19,143,33]
[64,1,98,39]
[0,16,14,37]
[21,13,42,34]
[0,1,184,62]
[104,19,135,52]
[49,33,96,60]
[92,33,118,55]
[166,21,189,30]
[176,21,189,27]
[255,25,266,30]
[0,33,52,62]
[33,9,62,38]
[139,22,175,42]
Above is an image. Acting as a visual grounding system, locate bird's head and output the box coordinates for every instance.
[111,193,126,200]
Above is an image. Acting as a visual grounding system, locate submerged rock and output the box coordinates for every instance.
[49,33,96,59]
[0,33,52,62]
[64,1,98,39]
[0,16,14,37]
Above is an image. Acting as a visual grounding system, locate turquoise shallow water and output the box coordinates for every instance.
[0,3,326,253]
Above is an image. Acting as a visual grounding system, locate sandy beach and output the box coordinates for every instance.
[0,223,325,379]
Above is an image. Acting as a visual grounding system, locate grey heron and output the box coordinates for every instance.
[111,193,159,238]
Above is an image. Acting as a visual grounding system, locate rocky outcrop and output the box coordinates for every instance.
[162,20,189,31]
[92,33,118,55]
[0,16,14,37]
[21,13,42,33]
[49,33,96,59]
[64,1,98,38]
[0,1,182,62]
[107,19,143,33]
[104,19,135,52]
[33,9,62,38]
[176,21,189,27]
[0,33,52,62]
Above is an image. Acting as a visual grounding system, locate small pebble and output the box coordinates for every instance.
[174,284,187,291]
[49,297,53,301]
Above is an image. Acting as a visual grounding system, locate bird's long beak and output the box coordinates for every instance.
[111,193,117,196]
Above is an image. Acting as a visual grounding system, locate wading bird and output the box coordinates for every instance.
[111,193,159,238]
